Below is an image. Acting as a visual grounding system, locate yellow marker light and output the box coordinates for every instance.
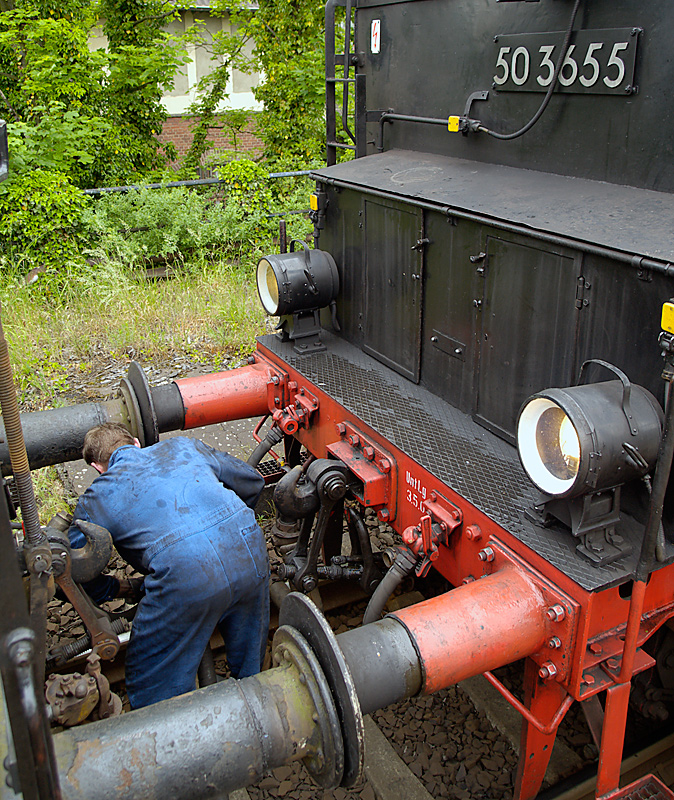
[310,194,319,211]
[448,116,460,133]
[661,301,674,334]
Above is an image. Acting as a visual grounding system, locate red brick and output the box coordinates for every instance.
[157,113,264,168]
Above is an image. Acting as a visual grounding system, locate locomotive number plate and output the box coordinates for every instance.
[493,28,640,95]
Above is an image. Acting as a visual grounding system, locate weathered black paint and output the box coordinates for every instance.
[311,0,674,551]
[356,0,674,192]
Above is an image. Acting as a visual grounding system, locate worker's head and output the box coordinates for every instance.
[83,423,139,474]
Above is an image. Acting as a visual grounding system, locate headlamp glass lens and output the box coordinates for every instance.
[257,259,280,315]
[535,406,580,482]
[518,397,580,495]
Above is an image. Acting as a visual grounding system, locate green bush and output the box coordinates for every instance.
[83,185,233,266]
[83,162,288,267]
[0,169,88,269]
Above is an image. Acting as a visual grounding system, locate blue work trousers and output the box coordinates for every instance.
[126,515,269,709]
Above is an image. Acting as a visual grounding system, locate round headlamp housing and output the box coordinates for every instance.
[517,376,663,499]
[257,243,339,316]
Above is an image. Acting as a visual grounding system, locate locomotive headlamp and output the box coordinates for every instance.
[256,243,339,317]
[517,362,664,565]
[257,241,340,353]
[517,362,663,499]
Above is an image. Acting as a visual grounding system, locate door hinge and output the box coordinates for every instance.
[575,276,591,309]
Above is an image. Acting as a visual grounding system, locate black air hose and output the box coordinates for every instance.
[363,547,419,625]
[479,0,583,141]
[248,425,283,468]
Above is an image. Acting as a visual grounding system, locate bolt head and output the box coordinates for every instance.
[336,423,346,435]
[546,604,566,622]
[378,508,390,522]
[539,661,557,680]
[465,525,482,542]
[548,637,562,649]
[588,642,602,656]
[478,547,494,562]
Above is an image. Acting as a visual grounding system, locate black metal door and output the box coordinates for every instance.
[363,197,423,382]
[476,235,580,441]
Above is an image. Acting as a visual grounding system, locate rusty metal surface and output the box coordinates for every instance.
[260,333,674,591]
[608,774,674,799]
[52,664,320,800]
[279,592,365,788]
[311,151,674,264]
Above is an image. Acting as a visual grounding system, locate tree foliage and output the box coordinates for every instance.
[0,0,189,266]
[0,0,188,187]
[242,0,326,165]
[186,0,327,170]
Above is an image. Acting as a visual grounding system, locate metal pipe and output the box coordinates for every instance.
[378,112,450,152]
[314,175,674,277]
[176,361,275,429]
[0,360,274,476]
[362,547,417,625]
[84,172,313,196]
[636,367,674,581]
[0,400,131,476]
[50,663,322,800]
[197,646,218,688]
[335,617,422,715]
[36,566,553,800]
[391,566,549,694]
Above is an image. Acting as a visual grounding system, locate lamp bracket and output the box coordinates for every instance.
[534,486,632,567]
[277,309,326,355]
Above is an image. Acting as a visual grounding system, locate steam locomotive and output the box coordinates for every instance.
[2,0,674,799]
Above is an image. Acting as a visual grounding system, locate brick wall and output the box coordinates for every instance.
[158,113,264,167]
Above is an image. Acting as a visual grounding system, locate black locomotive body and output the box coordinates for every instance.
[3,3,674,800]
[318,0,674,438]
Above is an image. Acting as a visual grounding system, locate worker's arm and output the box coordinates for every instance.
[195,440,265,509]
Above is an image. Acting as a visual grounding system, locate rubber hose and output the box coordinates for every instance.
[363,547,418,625]
[248,425,283,468]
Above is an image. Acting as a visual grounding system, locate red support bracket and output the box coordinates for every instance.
[271,384,320,435]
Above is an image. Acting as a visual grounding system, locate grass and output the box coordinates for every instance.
[4,256,270,521]
[0,177,314,519]
[0,256,268,410]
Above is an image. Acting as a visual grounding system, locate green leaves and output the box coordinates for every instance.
[0,169,88,267]
[0,0,191,268]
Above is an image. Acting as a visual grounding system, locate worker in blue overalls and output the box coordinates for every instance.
[68,422,269,709]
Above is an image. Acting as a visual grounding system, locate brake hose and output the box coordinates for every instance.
[478,0,583,141]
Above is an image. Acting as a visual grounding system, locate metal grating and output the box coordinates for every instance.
[609,775,674,800]
[260,333,674,591]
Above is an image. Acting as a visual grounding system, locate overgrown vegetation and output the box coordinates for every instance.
[184,0,328,169]
[0,0,321,412]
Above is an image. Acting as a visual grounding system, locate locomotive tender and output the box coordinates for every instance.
[2,0,674,799]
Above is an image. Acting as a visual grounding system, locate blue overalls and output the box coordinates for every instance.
[68,437,269,709]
